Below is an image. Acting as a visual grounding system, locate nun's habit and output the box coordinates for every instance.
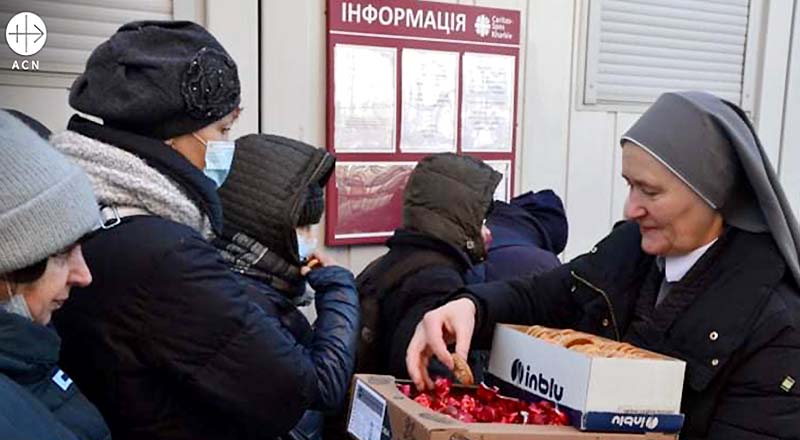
[460,91,800,440]
[622,91,800,288]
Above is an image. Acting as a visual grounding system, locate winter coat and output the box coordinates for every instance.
[238,267,359,440]
[467,190,567,283]
[0,310,110,440]
[357,229,475,377]
[357,154,501,377]
[214,134,358,440]
[463,221,800,440]
[50,116,332,440]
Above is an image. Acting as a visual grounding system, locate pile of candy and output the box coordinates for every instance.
[398,378,570,425]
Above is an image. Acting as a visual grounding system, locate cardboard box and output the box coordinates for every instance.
[486,325,686,434]
[347,374,677,440]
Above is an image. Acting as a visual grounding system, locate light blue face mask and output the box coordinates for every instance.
[203,141,235,188]
[296,227,319,262]
[194,133,235,188]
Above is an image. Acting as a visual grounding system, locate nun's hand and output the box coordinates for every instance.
[406,298,476,391]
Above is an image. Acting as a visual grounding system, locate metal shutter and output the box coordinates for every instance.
[1,0,173,74]
[584,0,752,107]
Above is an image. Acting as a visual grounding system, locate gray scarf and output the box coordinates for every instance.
[50,130,214,239]
[622,91,800,287]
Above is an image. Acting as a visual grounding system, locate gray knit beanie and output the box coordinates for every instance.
[0,110,99,274]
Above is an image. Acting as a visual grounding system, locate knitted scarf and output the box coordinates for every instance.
[50,131,213,238]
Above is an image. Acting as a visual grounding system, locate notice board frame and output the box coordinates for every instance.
[326,0,521,246]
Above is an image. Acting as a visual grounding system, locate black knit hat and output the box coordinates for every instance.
[69,20,240,140]
[297,183,324,226]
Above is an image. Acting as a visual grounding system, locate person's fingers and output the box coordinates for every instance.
[421,351,434,390]
[453,315,475,361]
[424,313,454,371]
[300,265,311,276]
[310,251,334,267]
[406,325,427,390]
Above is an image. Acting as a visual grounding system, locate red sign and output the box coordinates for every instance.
[326,0,520,246]
[330,0,521,45]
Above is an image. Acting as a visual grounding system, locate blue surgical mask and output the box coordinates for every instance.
[193,133,235,188]
[203,141,235,188]
[296,228,319,261]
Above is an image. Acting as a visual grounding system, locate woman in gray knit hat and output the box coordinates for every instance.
[0,110,110,440]
[49,21,323,440]
[408,91,800,439]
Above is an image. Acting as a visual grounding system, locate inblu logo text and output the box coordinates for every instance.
[611,415,660,430]
[510,359,564,402]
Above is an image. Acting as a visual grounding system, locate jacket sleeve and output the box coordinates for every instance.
[705,324,800,439]
[140,234,319,438]
[464,262,579,348]
[384,266,466,378]
[304,265,361,412]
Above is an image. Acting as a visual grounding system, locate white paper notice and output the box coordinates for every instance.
[462,53,515,152]
[400,48,458,152]
[334,44,396,152]
[486,160,511,201]
[347,380,387,440]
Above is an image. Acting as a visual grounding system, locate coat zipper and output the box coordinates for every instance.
[570,270,621,341]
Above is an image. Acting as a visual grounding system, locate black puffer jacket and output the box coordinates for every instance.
[357,153,500,376]
[239,268,359,440]
[0,311,110,440]
[214,134,359,440]
[464,222,800,440]
[51,117,334,440]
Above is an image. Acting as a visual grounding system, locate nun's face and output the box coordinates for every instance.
[622,142,724,256]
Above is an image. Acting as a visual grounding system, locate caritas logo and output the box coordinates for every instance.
[474,14,490,37]
[510,359,564,402]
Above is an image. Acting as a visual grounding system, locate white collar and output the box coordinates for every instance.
[663,238,718,282]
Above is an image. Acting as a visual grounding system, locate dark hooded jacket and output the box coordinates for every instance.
[51,117,338,440]
[467,190,567,283]
[214,134,360,440]
[356,153,501,377]
[0,310,110,440]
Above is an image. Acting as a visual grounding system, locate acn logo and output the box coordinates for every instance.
[6,12,47,56]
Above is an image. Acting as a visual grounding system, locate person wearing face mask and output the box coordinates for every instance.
[213,134,359,440]
[406,92,800,440]
[355,153,501,379]
[0,110,110,440]
[48,21,328,440]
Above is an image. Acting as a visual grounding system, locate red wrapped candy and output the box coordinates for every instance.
[399,378,570,426]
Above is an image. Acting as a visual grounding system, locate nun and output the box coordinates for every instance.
[405,91,800,440]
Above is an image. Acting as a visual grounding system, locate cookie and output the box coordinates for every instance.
[452,353,474,385]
